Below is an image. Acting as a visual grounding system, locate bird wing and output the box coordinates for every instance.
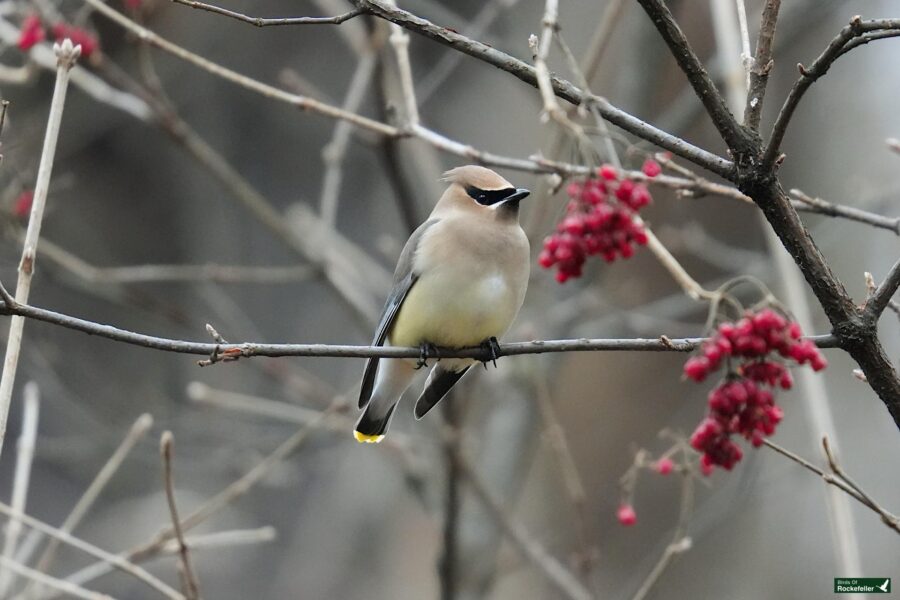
[358,218,439,409]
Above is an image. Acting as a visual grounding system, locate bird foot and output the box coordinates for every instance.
[480,337,501,370]
[416,342,438,370]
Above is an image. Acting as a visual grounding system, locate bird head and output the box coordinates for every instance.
[436,165,530,220]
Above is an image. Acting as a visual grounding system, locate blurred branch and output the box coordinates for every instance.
[0,557,111,600]
[0,283,840,360]
[170,0,365,26]
[0,41,79,459]
[0,502,185,600]
[160,433,201,600]
[763,17,900,169]
[55,403,342,597]
[0,383,38,596]
[24,415,153,597]
[459,457,594,600]
[763,438,900,535]
[28,237,317,283]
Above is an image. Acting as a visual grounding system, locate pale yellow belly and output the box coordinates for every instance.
[390,271,520,348]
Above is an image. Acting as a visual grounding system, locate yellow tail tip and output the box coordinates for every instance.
[354,430,385,444]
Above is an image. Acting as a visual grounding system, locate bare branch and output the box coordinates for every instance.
[0,383,39,595]
[633,0,752,154]
[459,457,594,600]
[352,0,734,177]
[763,439,899,535]
[744,0,782,130]
[0,556,114,600]
[24,415,153,597]
[0,41,79,459]
[763,17,900,169]
[866,257,900,320]
[171,0,366,27]
[160,432,201,600]
[0,502,185,600]
[0,285,839,361]
[789,189,900,235]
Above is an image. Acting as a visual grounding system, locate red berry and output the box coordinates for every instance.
[641,158,662,178]
[18,15,44,50]
[616,504,637,526]
[598,165,617,181]
[13,190,34,219]
[655,457,674,475]
[683,357,710,382]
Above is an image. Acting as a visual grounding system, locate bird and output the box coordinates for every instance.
[355,165,531,443]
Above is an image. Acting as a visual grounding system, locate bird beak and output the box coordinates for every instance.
[504,188,531,203]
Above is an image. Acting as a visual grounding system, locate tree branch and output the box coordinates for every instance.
[763,17,900,169]
[170,0,365,27]
[633,0,753,155]
[866,256,900,320]
[744,0,782,130]
[0,287,838,362]
[350,0,734,177]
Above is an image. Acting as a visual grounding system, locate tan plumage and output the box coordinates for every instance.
[355,166,531,442]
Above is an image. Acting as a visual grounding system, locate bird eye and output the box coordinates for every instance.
[465,186,517,206]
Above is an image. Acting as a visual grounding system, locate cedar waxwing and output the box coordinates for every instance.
[355,165,531,443]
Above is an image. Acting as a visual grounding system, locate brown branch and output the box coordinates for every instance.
[789,189,900,235]
[866,257,900,319]
[763,439,899,535]
[171,0,365,27]
[744,0,782,130]
[633,0,753,155]
[763,17,900,169]
[0,284,838,361]
[160,432,201,600]
[351,0,734,178]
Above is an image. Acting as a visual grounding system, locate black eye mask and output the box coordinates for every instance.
[465,185,518,206]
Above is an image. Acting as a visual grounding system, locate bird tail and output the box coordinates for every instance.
[355,358,415,444]
[354,402,397,443]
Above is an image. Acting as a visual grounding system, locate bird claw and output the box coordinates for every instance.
[416,342,437,370]
[481,337,501,370]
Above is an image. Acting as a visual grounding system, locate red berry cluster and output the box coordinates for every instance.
[17,16,100,58]
[684,309,827,472]
[539,163,659,283]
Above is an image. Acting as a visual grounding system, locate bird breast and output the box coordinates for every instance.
[389,217,529,349]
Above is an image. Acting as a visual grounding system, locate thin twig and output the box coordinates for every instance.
[744,0,782,130]
[634,0,751,154]
[0,502,185,600]
[160,432,201,600]
[459,457,594,600]
[23,414,153,598]
[0,383,39,595]
[170,0,365,27]
[865,256,900,320]
[55,404,341,597]
[0,556,114,600]
[763,439,899,535]
[0,41,79,459]
[763,17,900,169]
[0,287,838,360]
[789,189,900,235]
